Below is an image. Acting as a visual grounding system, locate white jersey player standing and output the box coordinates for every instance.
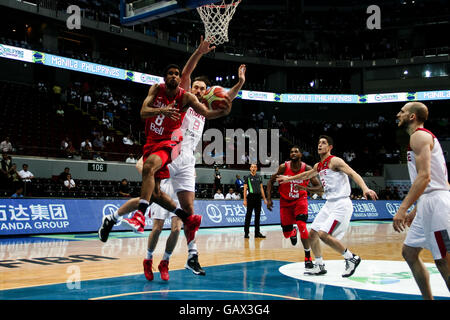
[98,36,246,281]
[393,102,450,300]
[277,135,378,277]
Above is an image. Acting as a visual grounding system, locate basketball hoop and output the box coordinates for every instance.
[196,0,242,45]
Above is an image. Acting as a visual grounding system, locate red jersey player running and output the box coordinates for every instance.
[266,146,321,270]
[120,64,231,245]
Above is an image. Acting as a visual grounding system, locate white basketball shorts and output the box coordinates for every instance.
[404,190,450,260]
[150,151,196,221]
[311,197,353,240]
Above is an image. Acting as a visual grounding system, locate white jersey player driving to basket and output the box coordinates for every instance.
[98,36,246,280]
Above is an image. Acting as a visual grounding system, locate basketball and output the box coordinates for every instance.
[202,86,228,110]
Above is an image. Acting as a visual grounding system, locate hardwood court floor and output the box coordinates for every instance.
[0,221,445,300]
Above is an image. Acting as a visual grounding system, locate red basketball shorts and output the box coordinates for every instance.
[142,140,181,180]
[280,199,309,239]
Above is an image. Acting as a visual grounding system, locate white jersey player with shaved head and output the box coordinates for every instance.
[393,101,450,300]
[98,36,246,281]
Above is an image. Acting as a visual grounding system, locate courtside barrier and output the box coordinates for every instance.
[0,199,403,236]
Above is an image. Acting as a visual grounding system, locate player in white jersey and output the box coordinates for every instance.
[393,102,449,300]
[277,135,378,277]
[98,36,246,281]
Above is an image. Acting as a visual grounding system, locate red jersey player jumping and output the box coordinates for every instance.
[266,146,322,269]
[132,64,232,242]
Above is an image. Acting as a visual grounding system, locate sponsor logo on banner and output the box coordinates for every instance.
[374,93,399,102]
[206,204,222,223]
[140,73,163,85]
[385,202,415,217]
[205,203,267,224]
[242,90,274,102]
[0,44,25,60]
[0,203,69,231]
[352,202,379,218]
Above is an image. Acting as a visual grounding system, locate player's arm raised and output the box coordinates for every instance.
[393,131,431,232]
[331,157,378,200]
[295,164,323,193]
[184,91,232,119]
[226,64,246,100]
[266,163,285,211]
[180,35,216,90]
[277,163,319,184]
[140,84,180,121]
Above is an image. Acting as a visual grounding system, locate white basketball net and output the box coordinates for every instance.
[196,0,242,45]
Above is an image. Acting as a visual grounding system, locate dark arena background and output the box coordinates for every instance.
[0,0,449,311]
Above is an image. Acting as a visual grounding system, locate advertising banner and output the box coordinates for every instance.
[1,43,450,105]
[0,199,401,236]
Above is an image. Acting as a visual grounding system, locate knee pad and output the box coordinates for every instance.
[281,224,293,238]
[295,213,308,223]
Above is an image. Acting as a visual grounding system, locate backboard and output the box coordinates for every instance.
[120,0,218,26]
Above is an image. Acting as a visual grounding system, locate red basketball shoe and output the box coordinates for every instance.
[184,214,202,244]
[143,259,153,281]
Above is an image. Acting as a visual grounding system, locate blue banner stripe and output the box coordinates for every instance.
[0,199,401,236]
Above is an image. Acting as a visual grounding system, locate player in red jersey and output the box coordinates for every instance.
[135,64,232,242]
[266,146,322,269]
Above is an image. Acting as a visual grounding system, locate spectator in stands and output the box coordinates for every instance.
[214,189,225,200]
[125,153,137,163]
[214,167,222,191]
[59,167,71,183]
[11,185,24,198]
[93,132,105,150]
[81,138,94,159]
[8,163,21,192]
[122,134,134,146]
[60,137,69,151]
[118,178,131,197]
[1,153,12,187]
[225,188,240,200]
[0,137,13,153]
[235,174,244,196]
[63,173,76,190]
[233,190,242,200]
[65,140,77,158]
[102,115,112,128]
[18,164,34,196]
[83,92,92,110]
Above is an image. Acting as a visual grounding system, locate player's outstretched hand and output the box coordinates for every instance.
[238,64,246,82]
[198,35,216,55]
